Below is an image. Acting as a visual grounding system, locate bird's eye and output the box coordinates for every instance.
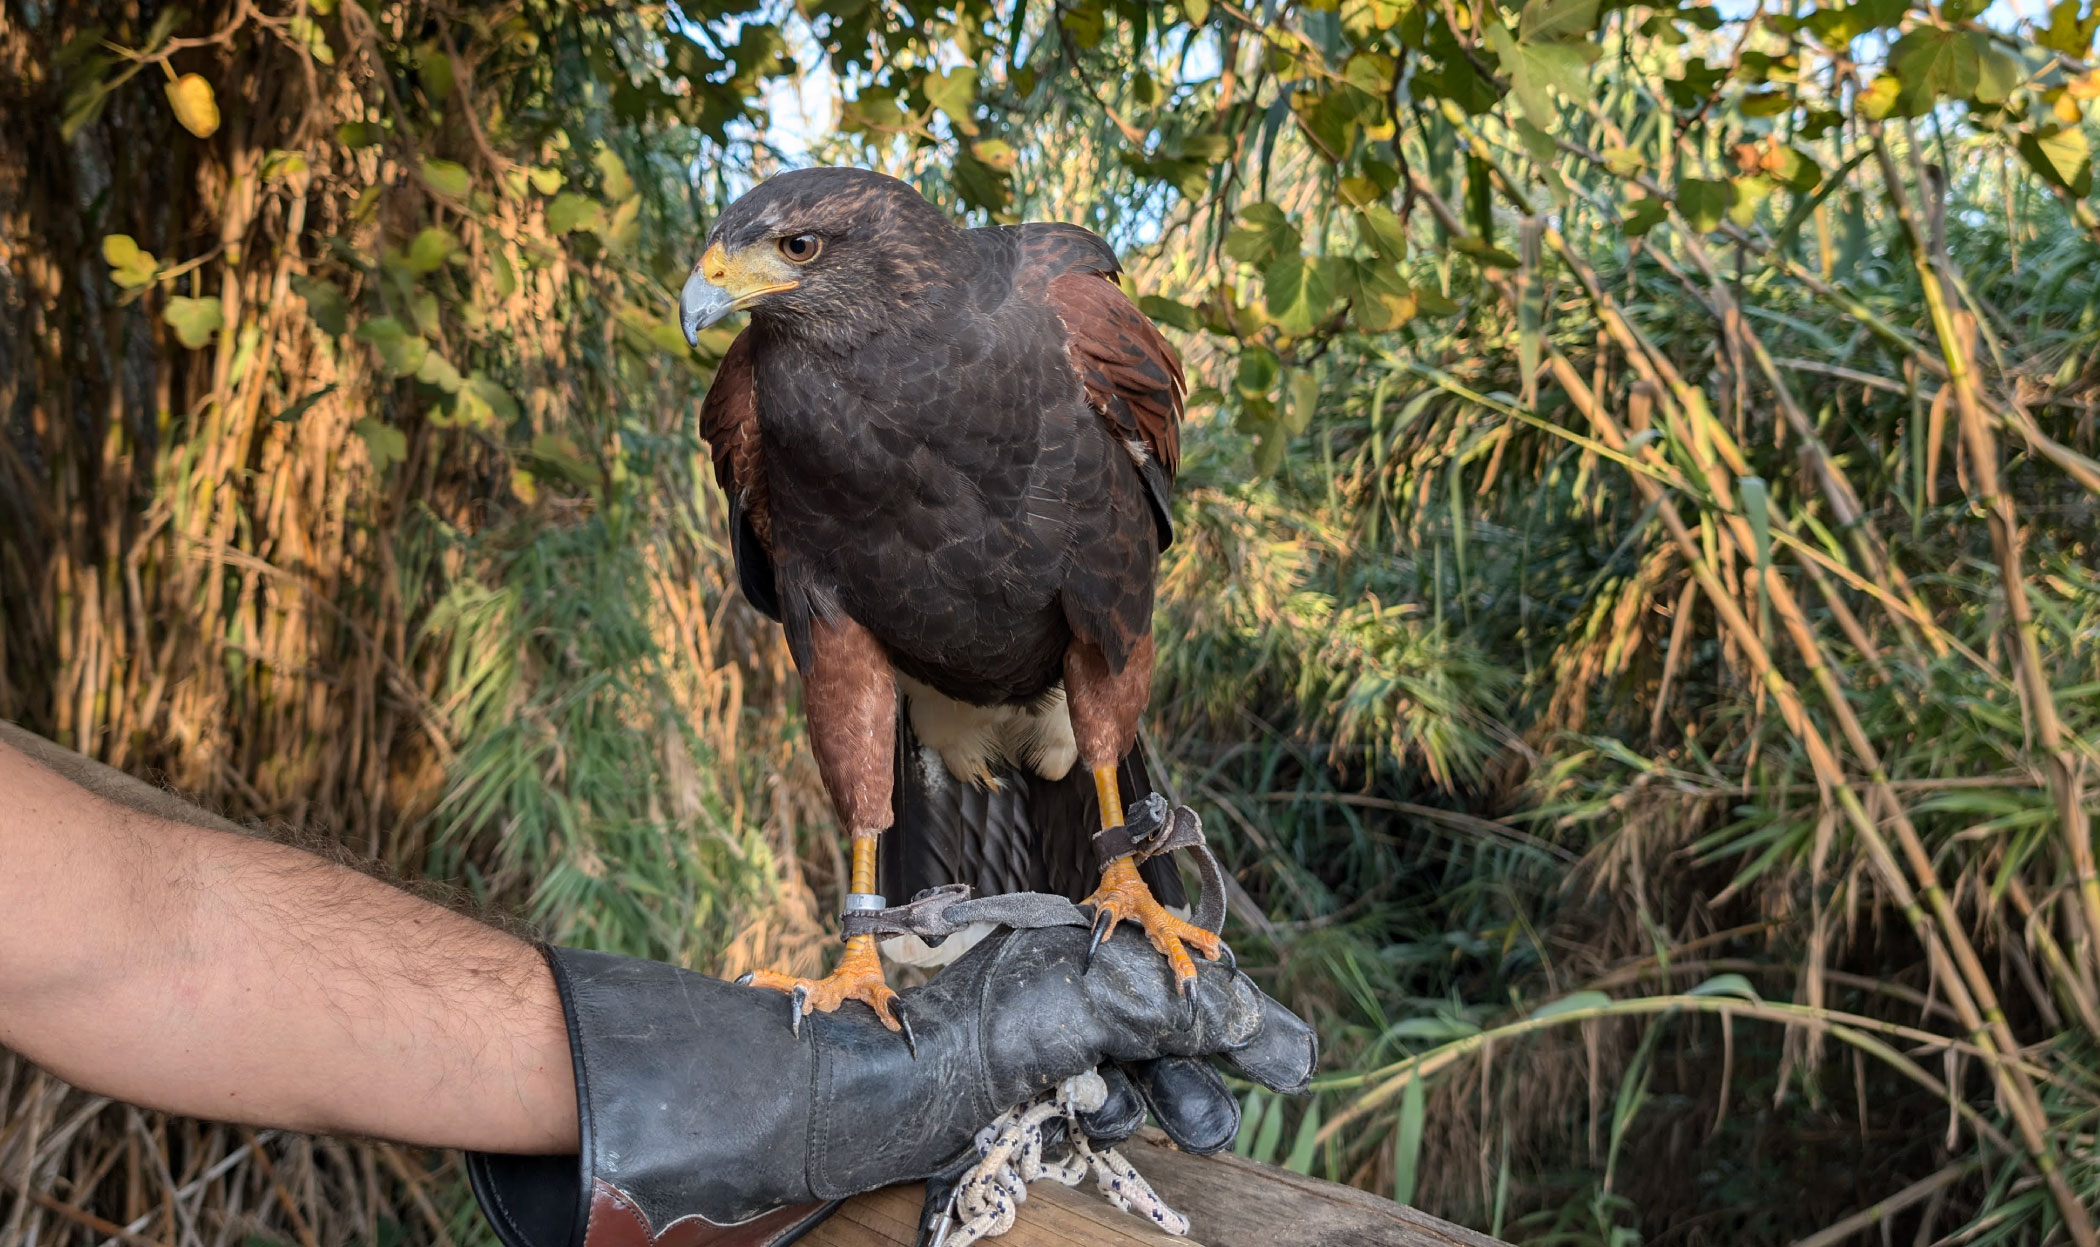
[778,233,823,264]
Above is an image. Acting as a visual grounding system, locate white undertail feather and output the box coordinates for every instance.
[881,922,999,969]
[895,673,1078,786]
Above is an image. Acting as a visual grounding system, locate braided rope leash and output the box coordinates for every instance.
[928,1072,1190,1247]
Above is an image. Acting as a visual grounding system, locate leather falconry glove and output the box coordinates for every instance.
[468,924,1318,1247]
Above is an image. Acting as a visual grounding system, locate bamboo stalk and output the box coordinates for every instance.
[1872,136,2100,1026]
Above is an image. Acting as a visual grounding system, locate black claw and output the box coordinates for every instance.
[1217,942,1237,972]
[735,971,755,986]
[790,985,809,1038]
[1179,974,1199,1026]
[895,1002,919,1060]
[1085,908,1115,972]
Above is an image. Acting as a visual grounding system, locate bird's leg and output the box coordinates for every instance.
[1079,764,1222,993]
[742,832,899,1032]
[1066,635,1220,996]
[739,615,903,1034]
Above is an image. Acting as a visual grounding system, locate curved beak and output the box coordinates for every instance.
[681,271,736,347]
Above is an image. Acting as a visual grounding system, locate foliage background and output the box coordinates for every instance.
[5,0,2100,1244]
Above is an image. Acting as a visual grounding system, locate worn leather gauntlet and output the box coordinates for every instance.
[468,924,1317,1247]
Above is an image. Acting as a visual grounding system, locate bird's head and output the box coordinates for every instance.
[680,167,960,349]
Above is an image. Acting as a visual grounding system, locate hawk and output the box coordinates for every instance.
[680,167,1215,1030]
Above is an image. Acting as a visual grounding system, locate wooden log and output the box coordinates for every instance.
[804,1129,1507,1247]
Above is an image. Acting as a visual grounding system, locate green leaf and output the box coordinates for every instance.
[1236,346,1280,398]
[1738,476,1773,574]
[593,148,634,201]
[420,158,470,199]
[1766,146,1822,192]
[1234,1089,1265,1155]
[546,192,604,235]
[2040,0,2100,56]
[1974,40,2022,105]
[1622,195,1668,236]
[102,233,158,287]
[1729,175,1776,226]
[289,275,348,336]
[1061,0,1107,48]
[465,371,520,425]
[1856,73,1902,120]
[923,66,981,135]
[1283,1101,1322,1174]
[1740,89,1793,117]
[260,148,308,181]
[353,416,407,474]
[970,138,1018,172]
[2021,124,2094,196]
[1343,50,1396,96]
[417,43,453,99]
[1393,1071,1426,1205]
[601,195,641,250]
[1888,27,1980,115]
[1356,203,1408,259]
[354,316,428,375]
[1452,234,1521,268]
[1412,284,1459,316]
[1529,990,1612,1021]
[1284,368,1320,434]
[1484,23,1592,123]
[162,295,223,348]
[288,14,334,65]
[406,226,456,274]
[1688,973,1763,1002]
[1250,1087,1284,1164]
[1224,202,1300,266]
[1519,0,1600,43]
[1677,177,1731,232]
[1386,1015,1482,1040]
[273,384,336,424]
[529,166,564,195]
[1137,294,1202,332]
[336,121,383,148]
[416,349,464,393]
[1349,260,1417,331]
[1264,255,1333,336]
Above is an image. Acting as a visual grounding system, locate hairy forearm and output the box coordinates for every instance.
[0,739,577,1153]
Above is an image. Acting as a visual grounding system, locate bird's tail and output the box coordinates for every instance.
[878,710,1185,968]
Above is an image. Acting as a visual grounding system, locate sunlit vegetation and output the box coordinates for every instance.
[5,0,2100,1243]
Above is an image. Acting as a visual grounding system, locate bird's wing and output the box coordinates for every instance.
[1019,225,1186,549]
[699,330,781,619]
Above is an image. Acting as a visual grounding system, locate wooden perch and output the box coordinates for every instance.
[805,1129,1507,1247]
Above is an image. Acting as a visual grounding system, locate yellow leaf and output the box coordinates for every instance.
[165,73,219,138]
[2070,71,2100,99]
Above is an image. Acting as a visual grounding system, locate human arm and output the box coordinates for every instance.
[0,734,578,1153]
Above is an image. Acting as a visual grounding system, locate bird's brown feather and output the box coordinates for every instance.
[1044,271,1185,484]
[699,329,769,548]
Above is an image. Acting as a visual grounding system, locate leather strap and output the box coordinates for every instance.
[842,798,1229,939]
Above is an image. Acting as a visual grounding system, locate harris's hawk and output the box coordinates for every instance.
[680,167,1214,1029]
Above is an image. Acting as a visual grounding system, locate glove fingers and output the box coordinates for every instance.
[1078,1064,1147,1144]
[1217,987,1319,1094]
[1131,1057,1239,1155]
